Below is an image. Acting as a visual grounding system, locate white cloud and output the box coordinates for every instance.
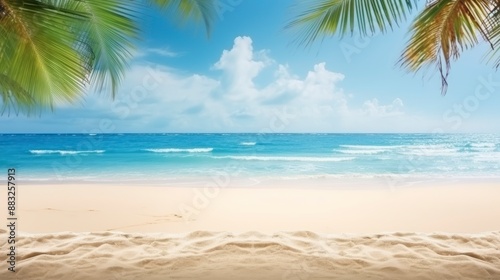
[51,36,410,132]
[134,47,181,58]
[149,48,179,57]
[362,98,404,117]
[212,36,269,100]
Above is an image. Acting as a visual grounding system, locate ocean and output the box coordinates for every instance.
[1,133,499,185]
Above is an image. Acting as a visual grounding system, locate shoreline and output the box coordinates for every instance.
[7,174,500,187]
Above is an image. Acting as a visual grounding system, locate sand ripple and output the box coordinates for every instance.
[1,230,499,280]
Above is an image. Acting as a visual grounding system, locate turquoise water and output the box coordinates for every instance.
[0,133,499,183]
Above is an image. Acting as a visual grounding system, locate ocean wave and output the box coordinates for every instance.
[406,144,450,148]
[336,145,397,155]
[399,145,460,156]
[334,149,387,155]
[240,142,256,146]
[470,143,496,148]
[144,148,213,153]
[213,156,355,162]
[400,148,459,156]
[339,145,400,150]
[30,150,105,155]
[468,143,497,152]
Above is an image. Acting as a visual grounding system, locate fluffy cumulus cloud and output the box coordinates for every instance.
[212,36,267,97]
[6,36,408,133]
[362,98,404,117]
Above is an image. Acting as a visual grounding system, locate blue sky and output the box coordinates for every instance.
[2,0,500,133]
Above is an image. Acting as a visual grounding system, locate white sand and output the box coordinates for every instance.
[1,230,499,280]
[1,181,500,279]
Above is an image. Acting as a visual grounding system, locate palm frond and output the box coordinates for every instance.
[0,0,216,113]
[151,0,217,35]
[0,73,36,115]
[485,1,500,68]
[286,0,418,46]
[66,0,140,97]
[400,0,493,94]
[0,0,89,108]
[0,0,140,111]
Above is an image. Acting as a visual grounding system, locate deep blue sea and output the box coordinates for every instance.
[1,133,499,184]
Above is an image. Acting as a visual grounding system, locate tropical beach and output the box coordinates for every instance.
[0,133,500,279]
[2,0,500,279]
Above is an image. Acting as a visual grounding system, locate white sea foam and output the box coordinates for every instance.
[469,143,497,152]
[473,152,500,162]
[145,148,214,153]
[400,145,460,156]
[334,149,387,155]
[339,145,399,150]
[471,143,496,148]
[213,156,355,162]
[30,150,105,155]
[240,142,256,146]
[336,145,397,155]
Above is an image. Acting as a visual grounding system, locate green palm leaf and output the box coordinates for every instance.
[62,0,140,97]
[286,0,418,45]
[0,0,216,113]
[288,0,500,94]
[400,0,493,94]
[0,0,89,111]
[0,73,35,115]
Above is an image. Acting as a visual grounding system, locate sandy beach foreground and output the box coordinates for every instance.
[1,181,500,279]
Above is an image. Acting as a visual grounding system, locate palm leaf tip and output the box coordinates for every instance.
[75,0,141,98]
[286,0,418,46]
[151,0,217,36]
[484,2,500,68]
